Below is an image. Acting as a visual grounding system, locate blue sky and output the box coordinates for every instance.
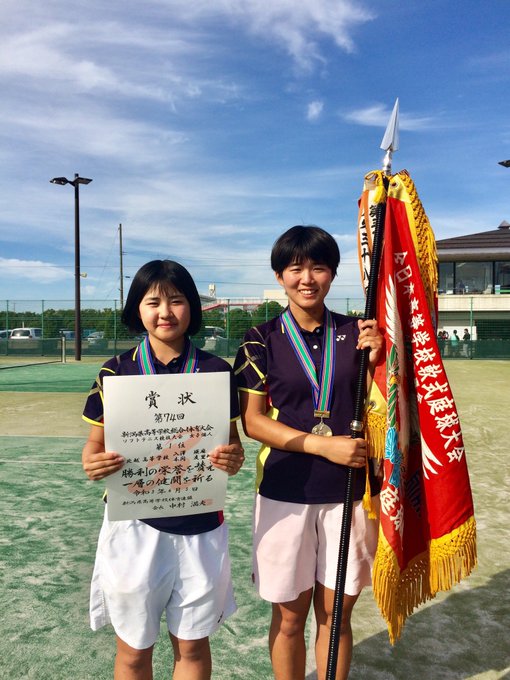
[1,0,510,304]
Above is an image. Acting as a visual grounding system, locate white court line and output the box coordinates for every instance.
[306,614,318,680]
[0,459,81,465]
[0,434,84,439]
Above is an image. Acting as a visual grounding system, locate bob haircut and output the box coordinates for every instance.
[121,260,202,336]
[270,225,340,277]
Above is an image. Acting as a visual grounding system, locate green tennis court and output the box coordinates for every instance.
[0,360,509,679]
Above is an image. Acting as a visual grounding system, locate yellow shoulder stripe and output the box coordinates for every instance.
[82,415,104,428]
[238,387,265,395]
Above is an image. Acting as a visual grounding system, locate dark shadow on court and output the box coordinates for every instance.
[348,569,510,679]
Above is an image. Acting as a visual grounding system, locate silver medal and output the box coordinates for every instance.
[311,420,333,437]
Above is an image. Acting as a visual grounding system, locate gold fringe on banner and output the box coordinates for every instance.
[429,516,477,593]
[362,462,377,520]
[389,171,438,317]
[364,410,386,460]
[362,390,386,518]
[372,516,478,644]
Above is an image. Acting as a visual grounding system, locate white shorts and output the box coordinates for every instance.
[253,495,379,603]
[89,511,237,649]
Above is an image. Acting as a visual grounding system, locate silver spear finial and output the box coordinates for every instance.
[380,98,399,176]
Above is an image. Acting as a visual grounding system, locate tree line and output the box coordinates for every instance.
[0,301,285,341]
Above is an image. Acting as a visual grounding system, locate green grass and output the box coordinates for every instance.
[0,436,271,680]
[0,362,101,392]
[0,360,509,679]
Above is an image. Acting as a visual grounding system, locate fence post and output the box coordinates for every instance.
[61,336,67,363]
[226,299,231,357]
[469,296,474,359]
[113,300,118,354]
[5,300,9,356]
[41,300,45,356]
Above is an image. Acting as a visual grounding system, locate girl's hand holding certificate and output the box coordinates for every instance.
[83,442,245,481]
[82,425,124,481]
[208,441,245,476]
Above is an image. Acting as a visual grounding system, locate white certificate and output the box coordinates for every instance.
[103,372,230,521]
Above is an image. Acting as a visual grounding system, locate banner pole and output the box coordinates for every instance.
[325,99,399,680]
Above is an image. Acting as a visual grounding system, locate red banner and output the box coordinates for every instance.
[358,170,477,643]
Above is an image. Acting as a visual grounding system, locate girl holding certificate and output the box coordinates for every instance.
[82,260,244,680]
[234,226,382,680]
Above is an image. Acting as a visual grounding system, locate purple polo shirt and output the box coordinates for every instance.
[83,340,240,535]
[234,310,380,504]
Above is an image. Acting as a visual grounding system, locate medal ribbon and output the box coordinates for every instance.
[280,308,336,416]
[137,335,198,375]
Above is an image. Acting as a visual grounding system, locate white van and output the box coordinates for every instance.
[10,327,43,339]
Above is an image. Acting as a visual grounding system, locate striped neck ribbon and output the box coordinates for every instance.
[280,307,336,419]
[137,335,198,375]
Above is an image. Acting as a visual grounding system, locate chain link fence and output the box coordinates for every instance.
[1,298,509,359]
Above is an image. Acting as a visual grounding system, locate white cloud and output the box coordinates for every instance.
[307,100,324,121]
[0,0,503,304]
[344,103,435,131]
[0,1,374,107]
[155,0,374,68]
[426,211,501,241]
[332,232,357,245]
[0,258,71,283]
[0,17,245,108]
[0,99,191,169]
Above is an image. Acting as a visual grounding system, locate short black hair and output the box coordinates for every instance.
[121,260,202,336]
[270,225,340,276]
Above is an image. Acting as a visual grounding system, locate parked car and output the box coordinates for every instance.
[202,327,228,354]
[0,329,10,339]
[87,331,105,345]
[10,327,42,339]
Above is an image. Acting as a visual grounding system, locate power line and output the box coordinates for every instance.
[0,259,360,270]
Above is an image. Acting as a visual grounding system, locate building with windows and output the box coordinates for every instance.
[436,221,510,352]
[437,220,510,295]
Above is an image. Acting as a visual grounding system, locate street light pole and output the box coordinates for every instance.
[73,174,82,361]
[50,173,92,361]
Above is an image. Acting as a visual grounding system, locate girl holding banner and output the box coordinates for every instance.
[234,226,382,680]
[81,259,244,680]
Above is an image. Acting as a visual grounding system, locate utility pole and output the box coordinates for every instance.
[119,223,124,309]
